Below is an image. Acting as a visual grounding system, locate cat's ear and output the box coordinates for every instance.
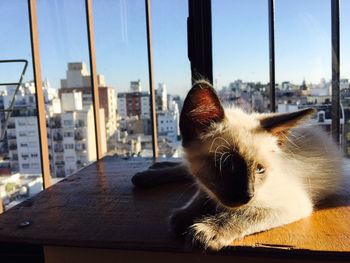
[260,108,316,144]
[180,81,225,147]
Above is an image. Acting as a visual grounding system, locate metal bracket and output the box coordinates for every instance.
[0,59,28,142]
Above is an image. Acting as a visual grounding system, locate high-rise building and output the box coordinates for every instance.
[156,83,167,111]
[117,81,150,119]
[48,91,106,177]
[59,62,117,150]
[3,82,42,174]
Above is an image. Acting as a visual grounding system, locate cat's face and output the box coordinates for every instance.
[180,81,314,208]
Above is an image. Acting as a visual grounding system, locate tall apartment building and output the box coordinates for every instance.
[48,91,106,177]
[3,82,42,174]
[117,92,150,119]
[0,79,106,178]
[155,83,167,111]
[59,62,117,150]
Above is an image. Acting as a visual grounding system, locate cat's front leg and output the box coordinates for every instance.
[170,190,219,236]
[189,212,242,250]
[190,202,313,251]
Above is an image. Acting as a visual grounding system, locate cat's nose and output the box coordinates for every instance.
[242,194,254,204]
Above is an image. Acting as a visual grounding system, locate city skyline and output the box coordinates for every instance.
[1,0,350,98]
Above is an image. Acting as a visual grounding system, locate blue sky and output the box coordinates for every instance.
[0,0,349,98]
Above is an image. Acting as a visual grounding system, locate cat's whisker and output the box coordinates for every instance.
[213,145,229,167]
[209,143,230,154]
[222,153,231,165]
[219,152,231,175]
[210,137,231,150]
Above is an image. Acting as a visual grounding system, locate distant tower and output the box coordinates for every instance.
[300,79,307,91]
[130,80,142,92]
[156,83,168,111]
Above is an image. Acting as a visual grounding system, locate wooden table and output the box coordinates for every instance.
[0,156,349,262]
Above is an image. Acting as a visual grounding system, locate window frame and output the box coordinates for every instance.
[17,0,342,213]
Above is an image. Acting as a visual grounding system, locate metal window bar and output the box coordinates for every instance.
[331,0,340,143]
[85,0,104,159]
[0,59,28,142]
[188,0,213,84]
[268,0,276,112]
[145,0,159,159]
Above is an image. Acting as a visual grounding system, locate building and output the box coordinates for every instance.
[59,62,117,150]
[155,83,167,111]
[157,110,179,143]
[48,91,106,177]
[130,80,142,92]
[117,81,150,119]
[2,82,42,175]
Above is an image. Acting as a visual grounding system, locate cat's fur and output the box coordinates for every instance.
[132,80,344,250]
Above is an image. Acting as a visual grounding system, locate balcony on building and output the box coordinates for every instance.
[54,160,65,166]
[7,123,15,129]
[74,131,85,141]
[8,144,17,150]
[53,133,63,142]
[53,146,64,153]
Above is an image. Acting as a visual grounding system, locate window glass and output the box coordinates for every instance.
[37,0,97,179]
[212,0,269,113]
[0,0,44,211]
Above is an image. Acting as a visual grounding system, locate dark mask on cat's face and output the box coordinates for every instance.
[180,81,315,208]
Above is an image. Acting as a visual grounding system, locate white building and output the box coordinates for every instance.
[49,91,105,177]
[156,83,168,111]
[3,82,42,174]
[157,104,180,143]
[59,62,117,150]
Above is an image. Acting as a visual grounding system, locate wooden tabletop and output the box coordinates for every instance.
[0,156,349,259]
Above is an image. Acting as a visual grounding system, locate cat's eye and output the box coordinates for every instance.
[256,164,265,174]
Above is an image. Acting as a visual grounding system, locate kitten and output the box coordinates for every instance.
[132,80,344,250]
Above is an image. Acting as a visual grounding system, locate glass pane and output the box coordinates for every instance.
[0,0,44,211]
[94,0,154,158]
[212,0,269,113]
[37,0,97,179]
[151,0,190,157]
[275,0,331,123]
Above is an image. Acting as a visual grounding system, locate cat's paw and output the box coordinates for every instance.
[189,221,240,251]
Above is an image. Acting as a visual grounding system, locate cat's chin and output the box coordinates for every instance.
[217,197,253,209]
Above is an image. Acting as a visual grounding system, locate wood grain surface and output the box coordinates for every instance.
[0,156,349,259]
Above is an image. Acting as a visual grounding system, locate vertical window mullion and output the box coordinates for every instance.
[145,0,158,159]
[85,0,104,159]
[268,0,276,112]
[188,0,213,84]
[28,0,52,189]
[331,0,340,143]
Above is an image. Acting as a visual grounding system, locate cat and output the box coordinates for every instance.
[132,80,344,251]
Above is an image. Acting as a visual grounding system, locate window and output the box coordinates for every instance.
[0,0,345,216]
[21,163,30,169]
[37,0,97,179]
[64,132,73,137]
[63,120,74,126]
[64,144,74,150]
[212,0,268,113]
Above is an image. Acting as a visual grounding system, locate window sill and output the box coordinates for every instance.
[0,156,349,262]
